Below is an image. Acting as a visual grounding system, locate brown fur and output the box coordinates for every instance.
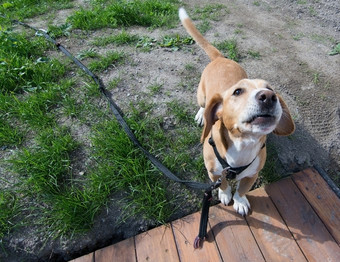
[179,8,295,215]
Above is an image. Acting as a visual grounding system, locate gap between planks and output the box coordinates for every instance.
[70,168,340,262]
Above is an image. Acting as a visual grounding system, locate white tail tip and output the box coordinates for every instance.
[179,7,189,22]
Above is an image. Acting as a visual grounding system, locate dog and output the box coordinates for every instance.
[179,8,295,216]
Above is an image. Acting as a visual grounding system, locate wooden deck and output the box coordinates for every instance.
[71,168,340,262]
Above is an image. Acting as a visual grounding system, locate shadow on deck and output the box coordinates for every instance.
[70,168,340,262]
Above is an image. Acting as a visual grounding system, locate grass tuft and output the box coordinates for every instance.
[88,51,125,72]
[10,127,78,195]
[92,30,139,47]
[0,191,19,240]
[68,0,178,30]
[214,39,240,62]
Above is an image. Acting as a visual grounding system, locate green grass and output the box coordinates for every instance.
[329,43,340,55]
[0,0,271,252]
[47,23,72,38]
[10,127,78,195]
[193,3,229,21]
[0,0,73,20]
[88,51,125,72]
[92,30,139,47]
[214,39,240,62]
[0,191,19,240]
[247,50,261,59]
[0,119,24,147]
[0,30,64,94]
[67,0,178,30]
[159,34,194,51]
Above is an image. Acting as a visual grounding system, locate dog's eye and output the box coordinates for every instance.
[233,88,243,96]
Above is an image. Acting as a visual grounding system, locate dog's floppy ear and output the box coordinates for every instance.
[273,95,295,136]
[201,94,223,142]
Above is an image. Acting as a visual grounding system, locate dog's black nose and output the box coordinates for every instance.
[256,90,277,109]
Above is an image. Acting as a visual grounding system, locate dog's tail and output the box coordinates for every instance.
[179,8,223,61]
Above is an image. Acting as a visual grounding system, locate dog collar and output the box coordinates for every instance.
[208,136,265,180]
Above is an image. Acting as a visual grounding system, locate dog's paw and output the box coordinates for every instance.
[218,186,232,205]
[233,192,250,216]
[195,107,205,126]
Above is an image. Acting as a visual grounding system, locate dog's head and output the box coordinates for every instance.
[201,79,295,142]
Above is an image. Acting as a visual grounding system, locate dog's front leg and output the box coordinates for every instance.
[209,172,232,205]
[233,175,258,216]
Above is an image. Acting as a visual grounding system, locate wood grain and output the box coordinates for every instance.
[171,212,222,262]
[135,224,179,262]
[266,177,340,262]
[95,237,136,262]
[209,203,265,262]
[246,187,307,261]
[292,168,340,245]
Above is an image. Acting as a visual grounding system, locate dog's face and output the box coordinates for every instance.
[201,79,295,141]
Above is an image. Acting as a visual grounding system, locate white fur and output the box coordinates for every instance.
[238,86,283,135]
[195,107,205,126]
[179,7,189,22]
[218,186,232,205]
[233,188,250,216]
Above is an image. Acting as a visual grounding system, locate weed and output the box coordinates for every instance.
[312,72,320,85]
[147,83,163,95]
[47,23,72,38]
[329,43,340,55]
[76,48,100,60]
[214,39,240,62]
[159,34,194,51]
[136,36,157,52]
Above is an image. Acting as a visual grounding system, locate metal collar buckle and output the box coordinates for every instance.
[222,167,237,180]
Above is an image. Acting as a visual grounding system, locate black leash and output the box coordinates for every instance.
[4,16,221,247]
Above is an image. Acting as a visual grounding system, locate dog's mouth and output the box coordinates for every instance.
[246,114,276,125]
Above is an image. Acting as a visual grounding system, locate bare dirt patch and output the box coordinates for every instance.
[2,0,339,261]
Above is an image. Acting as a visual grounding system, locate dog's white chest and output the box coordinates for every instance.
[212,140,262,180]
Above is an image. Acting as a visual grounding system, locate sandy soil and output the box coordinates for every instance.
[3,0,339,261]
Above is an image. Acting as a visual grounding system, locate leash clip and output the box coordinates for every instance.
[222,166,237,180]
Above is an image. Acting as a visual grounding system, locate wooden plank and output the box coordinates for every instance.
[292,168,340,245]
[135,224,179,262]
[69,252,94,262]
[266,177,340,262]
[209,203,265,262]
[95,237,136,262]
[171,212,222,262]
[246,187,307,261]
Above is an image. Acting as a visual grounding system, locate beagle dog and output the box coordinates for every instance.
[179,8,295,216]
